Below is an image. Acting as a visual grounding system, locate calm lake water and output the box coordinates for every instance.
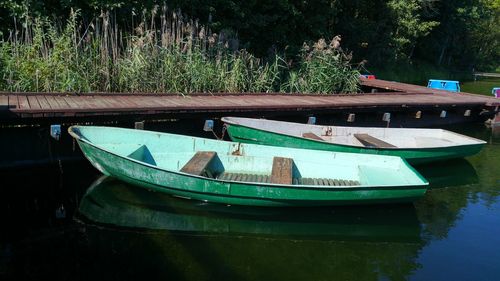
[1,122,499,281]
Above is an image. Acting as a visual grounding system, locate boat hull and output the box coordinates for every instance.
[225,124,484,165]
[76,139,426,207]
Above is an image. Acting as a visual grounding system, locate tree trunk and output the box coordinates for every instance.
[437,36,449,65]
[408,44,415,60]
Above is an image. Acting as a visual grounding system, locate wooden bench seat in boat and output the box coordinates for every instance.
[302,132,324,141]
[271,157,293,184]
[180,151,217,178]
[353,133,396,148]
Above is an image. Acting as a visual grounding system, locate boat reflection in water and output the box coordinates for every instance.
[75,176,426,281]
[415,158,479,189]
[77,176,422,243]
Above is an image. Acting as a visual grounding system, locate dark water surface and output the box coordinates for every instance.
[1,123,499,281]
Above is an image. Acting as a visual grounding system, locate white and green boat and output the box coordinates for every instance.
[68,125,428,207]
[222,117,486,164]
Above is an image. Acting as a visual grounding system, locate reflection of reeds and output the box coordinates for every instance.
[0,7,359,94]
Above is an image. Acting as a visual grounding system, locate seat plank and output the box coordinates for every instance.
[218,172,268,183]
[218,173,228,180]
[293,177,361,186]
[353,133,396,148]
[271,157,293,185]
[180,151,217,177]
[302,132,323,141]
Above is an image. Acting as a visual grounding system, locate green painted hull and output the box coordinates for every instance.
[224,123,484,165]
[69,126,428,207]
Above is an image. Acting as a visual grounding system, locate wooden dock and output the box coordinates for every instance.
[2,78,499,168]
[473,72,500,79]
[1,78,498,125]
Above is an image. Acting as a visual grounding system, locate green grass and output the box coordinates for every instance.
[461,78,500,96]
[0,9,359,94]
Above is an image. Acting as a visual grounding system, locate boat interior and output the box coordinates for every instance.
[123,143,415,187]
[177,150,361,186]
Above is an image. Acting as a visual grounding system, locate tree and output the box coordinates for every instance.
[386,0,439,61]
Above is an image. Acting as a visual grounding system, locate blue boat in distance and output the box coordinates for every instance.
[427,79,460,92]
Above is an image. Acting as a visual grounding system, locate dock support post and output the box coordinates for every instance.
[347,113,355,123]
[134,121,145,130]
[382,112,391,127]
[50,124,61,140]
[203,120,214,132]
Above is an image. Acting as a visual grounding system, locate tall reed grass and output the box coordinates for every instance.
[281,37,360,93]
[0,7,359,94]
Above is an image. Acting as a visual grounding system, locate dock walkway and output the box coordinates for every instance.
[1,78,498,124]
[473,72,500,79]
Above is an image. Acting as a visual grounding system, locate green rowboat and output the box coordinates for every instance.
[222,117,486,164]
[68,125,428,207]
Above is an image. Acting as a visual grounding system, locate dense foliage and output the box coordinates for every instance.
[0,8,359,93]
[1,0,497,71]
[0,0,498,93]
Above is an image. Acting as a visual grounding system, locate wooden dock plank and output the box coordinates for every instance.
[70,95,102,110]
[136,96,178,107]
[36,95,51,109]
[153,96,191,108]
[27,96,41,109]
[118,96,142,107]
[17,95,30,109]
[88,96,111,109]
[89,96,116,109]
[116,96,142,108]
[75,96,98,109]
[45,95,67,109]
[0,95,8,109]
[62,96,82,109]
[217,96,252,107]
[99,96,134,109]
[8,95,19,109]
[201,96,235,107]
